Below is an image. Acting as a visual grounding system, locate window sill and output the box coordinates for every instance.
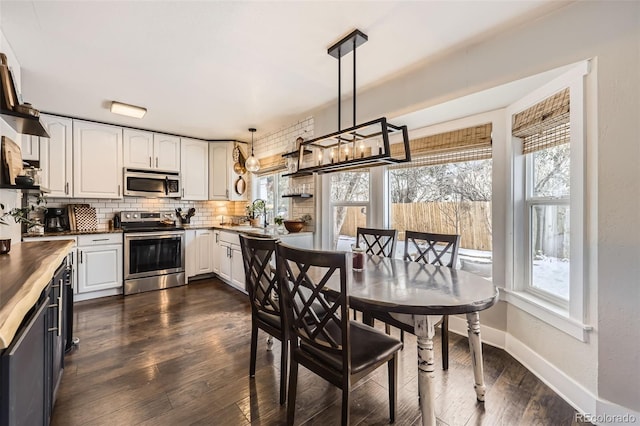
[501,289,592,342]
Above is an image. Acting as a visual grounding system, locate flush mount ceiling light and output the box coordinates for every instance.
[245,128,261,173]
[110,101,147,118]
[289,29,410,176]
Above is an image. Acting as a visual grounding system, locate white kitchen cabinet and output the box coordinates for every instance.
[154,134,180,171]
[208,142,247,201]
[73,120,123,198]
[180,138,208,200]
[39,115,73,197]
[218,231,245,292]
[76,234,123,296]
[21,134,39,161]
[212,230,220,274]
[123,129,154,169]
[124,130,180,171]
[195,229,214,275]
[208,143,229,200]
[185,230,197,278]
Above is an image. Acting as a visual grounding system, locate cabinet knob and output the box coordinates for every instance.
[156,157,159,168]
[149,156,152,167]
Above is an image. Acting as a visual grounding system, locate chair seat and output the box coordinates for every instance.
[301,320,403,374]
[256,310,281,329]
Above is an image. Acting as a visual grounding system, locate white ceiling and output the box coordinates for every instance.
[0,1,567,141]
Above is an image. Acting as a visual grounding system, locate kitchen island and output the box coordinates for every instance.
[0,239,74,425]
[0,239,74,348]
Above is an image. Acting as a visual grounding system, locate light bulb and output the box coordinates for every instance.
[245,155,260,173]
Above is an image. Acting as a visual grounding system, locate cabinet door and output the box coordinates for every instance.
[21,134,39,160]
[77,244,122,293]
[0,298,47,426]
[209,143,229,200]
[154,134,180,171]
[180,138,208,200]
[39,115,73,197]
[230,245,245,291]
[185,230,197,278]
[196,229,214,274]
[212,231,220,274]
[73,121,123,198]
[123,129,154,169]
[218,243,231,282]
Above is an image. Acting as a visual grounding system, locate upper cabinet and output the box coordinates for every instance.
[123,130,180,171]
[209,143,229,200]
[154,134,180,171]
[180,138,208,200]
[39,115,73,197]
[208,142,247,201]
[73,120,123,199]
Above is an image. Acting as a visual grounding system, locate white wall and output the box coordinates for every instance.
[310,0,640,416]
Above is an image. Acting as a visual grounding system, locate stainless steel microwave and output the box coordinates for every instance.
[123,168,181,198]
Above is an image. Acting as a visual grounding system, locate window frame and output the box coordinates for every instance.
[506,61,590,341]
[252,171,291,221]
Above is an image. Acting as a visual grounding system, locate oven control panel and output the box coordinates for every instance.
[121,210,176,223]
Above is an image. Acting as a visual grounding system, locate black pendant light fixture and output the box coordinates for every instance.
[245,127,260,173]
[289,29,410,176]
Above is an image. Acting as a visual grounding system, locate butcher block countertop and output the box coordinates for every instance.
[0,240,74,349]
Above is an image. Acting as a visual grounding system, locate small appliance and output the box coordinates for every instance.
[45,208,69,233]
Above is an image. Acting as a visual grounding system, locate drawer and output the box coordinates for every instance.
[77,233,123,246]
[219,231,240,246]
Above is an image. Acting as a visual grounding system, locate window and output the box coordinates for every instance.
[254,172,291,222]
[388,124,493,271]
[514,88,571,306]
[329,171,370,250]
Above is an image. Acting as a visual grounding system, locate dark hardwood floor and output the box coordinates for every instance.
[52,278,589,425]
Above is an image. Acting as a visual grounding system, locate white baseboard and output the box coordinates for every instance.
[447,315,640,425]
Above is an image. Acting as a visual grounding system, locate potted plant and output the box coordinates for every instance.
[246,199,266,227]
[1,192,47,252]
[283,214,312,233]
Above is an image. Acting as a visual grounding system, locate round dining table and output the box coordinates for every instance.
[318,254,499,426]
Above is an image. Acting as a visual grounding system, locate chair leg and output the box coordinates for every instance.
[250,322,258,377]
[287,359,298,425]
[441,315,449,370]
[279,338,288,405]
[341,385,350,426]
[388,354,398,423]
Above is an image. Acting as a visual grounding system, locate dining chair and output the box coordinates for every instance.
[239,235,289,405]
[276,242,403,425]
[365,231,461,370]
[355,227,398,258]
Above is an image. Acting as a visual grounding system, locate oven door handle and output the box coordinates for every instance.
[125,231,185,240]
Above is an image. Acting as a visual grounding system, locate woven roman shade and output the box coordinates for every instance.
[255,153,286,175]
[390,123,492,168]
[512,88,570,154]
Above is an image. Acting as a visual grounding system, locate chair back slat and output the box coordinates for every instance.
[276,243,350,358]
[403,231,461,268]
[240,236,280,317]
[356,227,398,258]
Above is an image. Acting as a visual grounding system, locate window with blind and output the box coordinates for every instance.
[514,87,571,304]
[387,124,493,268]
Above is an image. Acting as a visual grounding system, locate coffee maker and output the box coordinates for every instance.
[45,208,69,233]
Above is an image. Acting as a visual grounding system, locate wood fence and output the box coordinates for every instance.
[338,201,492,251]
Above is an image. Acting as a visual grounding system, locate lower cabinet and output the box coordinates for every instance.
[186,229,215,279]
[77,234,123,297]
[219,231,245,292]
[0,258,70,426]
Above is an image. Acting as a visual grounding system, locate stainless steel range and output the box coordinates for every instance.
[121,210,186,295]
